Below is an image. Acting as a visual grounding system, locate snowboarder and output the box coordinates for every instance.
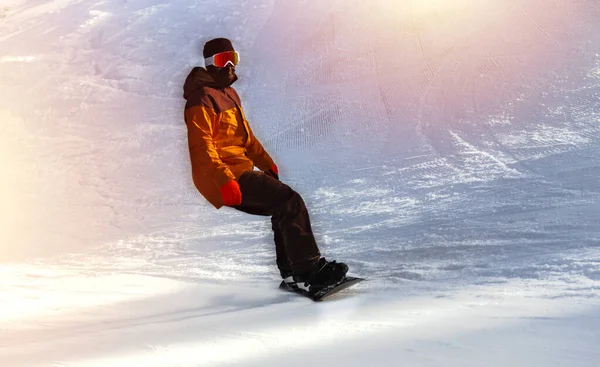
[182,37,348,292]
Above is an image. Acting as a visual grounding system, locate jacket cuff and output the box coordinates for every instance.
[257,156,275,173]
[214,170,236,188]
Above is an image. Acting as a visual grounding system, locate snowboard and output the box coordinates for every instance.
[279,276,365,301]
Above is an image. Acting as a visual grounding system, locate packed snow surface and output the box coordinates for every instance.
[1,0,600,366]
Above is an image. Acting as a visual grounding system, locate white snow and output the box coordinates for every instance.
[1,0,600,366]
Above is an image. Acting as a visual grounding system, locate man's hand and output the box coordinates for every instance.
[220,180,242,206]
[265,164,279,180]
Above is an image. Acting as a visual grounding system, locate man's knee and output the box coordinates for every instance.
[277,189,305,215]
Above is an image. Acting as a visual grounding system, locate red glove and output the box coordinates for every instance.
[220,180,242,206]
[265,164,279,180]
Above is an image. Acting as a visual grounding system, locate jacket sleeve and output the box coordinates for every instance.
[185,105,235,188]
[245,122,275,172]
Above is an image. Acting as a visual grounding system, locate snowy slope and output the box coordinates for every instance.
[1,0,600,366]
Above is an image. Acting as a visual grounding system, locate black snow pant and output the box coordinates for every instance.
[232,170,321,275]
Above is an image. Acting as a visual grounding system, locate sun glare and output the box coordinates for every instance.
[0,265,186,325]
[404,0,473,18]
[0,110,31,259]
[411,0,460,13]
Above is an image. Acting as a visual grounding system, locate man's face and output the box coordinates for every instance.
[213,64,235,77]
[222,64,235,73]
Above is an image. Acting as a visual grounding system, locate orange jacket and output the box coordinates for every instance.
[183,67,275,209]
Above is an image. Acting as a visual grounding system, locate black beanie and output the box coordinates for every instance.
[203,38,235,59]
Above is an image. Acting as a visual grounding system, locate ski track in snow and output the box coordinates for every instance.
[1,0,600,365]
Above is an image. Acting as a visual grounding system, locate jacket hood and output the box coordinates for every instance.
[183,67,238,100]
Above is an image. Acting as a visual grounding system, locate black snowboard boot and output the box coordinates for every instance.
[293,257,349,292]
[280,269,295,287]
